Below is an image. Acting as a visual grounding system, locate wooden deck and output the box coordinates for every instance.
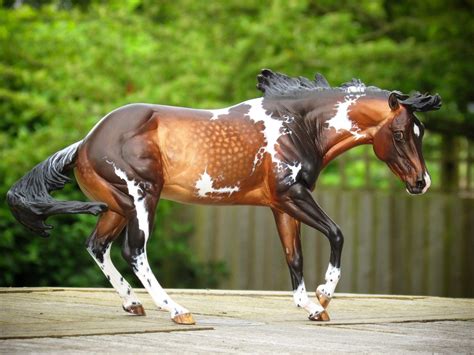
[1,288,473,352]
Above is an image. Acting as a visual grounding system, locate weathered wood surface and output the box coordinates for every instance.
[190,191,474,297]
[1,288,473,352]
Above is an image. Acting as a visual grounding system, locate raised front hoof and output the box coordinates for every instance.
[316,289,331,309]
[309,310,330,322]
[123,304,146,316]
[172,313,196,325]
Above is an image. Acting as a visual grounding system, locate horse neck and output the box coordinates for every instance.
[286,93,391,167]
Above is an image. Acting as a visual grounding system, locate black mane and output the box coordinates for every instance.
[256,69,383,98]
[392,91,442,112]
[256,69,442,112]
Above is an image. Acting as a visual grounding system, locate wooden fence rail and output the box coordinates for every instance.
[190,190,474,298]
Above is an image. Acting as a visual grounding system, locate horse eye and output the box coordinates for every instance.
[394,131,404,141]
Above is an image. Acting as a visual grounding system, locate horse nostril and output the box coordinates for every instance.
[416,179,425,190]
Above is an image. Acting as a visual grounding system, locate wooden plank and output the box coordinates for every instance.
[462,198,474,297]
[410,196,426,295]
[337,190,356,293]
[389,195,406,293]
[427,193,445,296]
[357,191,373,293]
[444,196,464,297]
[373,192,391,294]
[1,288,473,346]
[188,191,472,298]
[351,191,361,291]
[252,207,266,290]
[236,206,250,290]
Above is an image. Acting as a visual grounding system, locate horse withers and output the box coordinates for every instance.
[7,69,441,324]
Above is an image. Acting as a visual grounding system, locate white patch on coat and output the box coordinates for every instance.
[244,98,293,170]
[108,161,149,240]
[208,98,294,170]
[132,252,189,318]
[195,169,240,197]
[294,280,324,316]
[202,98,303,191]
[210,107,231,120]
[326,90,365,139]
[422,171,431,194]
[288,162,302,183]
[88,245,141,309]
[413,123,420,137]
[316,263,341,298]
[344,85,366,94]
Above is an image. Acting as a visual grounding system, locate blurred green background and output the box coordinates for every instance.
[1,0,472,295]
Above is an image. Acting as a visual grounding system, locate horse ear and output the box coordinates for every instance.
[388,92,400,110]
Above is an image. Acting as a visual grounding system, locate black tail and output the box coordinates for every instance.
[6,141,107,237]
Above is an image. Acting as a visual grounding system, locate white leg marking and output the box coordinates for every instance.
[294,280,324,316]
[316,263,341,298]
[132,253,189,318]
[89,245,141,308]
[107,161,149,241]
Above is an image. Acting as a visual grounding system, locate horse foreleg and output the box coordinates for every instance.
[272,209,328,321]
[86,211,145,315]
[121,193,195,325]
[275,183,344,319]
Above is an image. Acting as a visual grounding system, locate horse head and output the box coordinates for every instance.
[372,91,441,194]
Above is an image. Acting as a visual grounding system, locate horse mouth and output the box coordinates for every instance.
[405,184,424,195]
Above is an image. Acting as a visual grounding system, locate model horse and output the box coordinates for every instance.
[7,69,441,324]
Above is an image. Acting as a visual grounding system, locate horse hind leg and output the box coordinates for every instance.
[86,210,145,315]
[119,181,195,325]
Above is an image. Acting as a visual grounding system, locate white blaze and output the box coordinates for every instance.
[422,171,431,194]
[414,123,420,137]
[195,170,240,197]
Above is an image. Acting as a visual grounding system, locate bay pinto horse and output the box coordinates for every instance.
[7,69,441,324]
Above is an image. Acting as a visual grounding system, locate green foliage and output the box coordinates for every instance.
[0,1,471,287]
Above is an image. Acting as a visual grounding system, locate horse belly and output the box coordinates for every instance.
[157,115,270,205]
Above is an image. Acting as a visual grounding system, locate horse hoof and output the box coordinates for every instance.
[309,310,330,322]
[172,313,195,325]
[123,304,146,316]
[316,289,331,309]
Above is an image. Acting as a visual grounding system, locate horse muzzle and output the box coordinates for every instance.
[405,172,431,195]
